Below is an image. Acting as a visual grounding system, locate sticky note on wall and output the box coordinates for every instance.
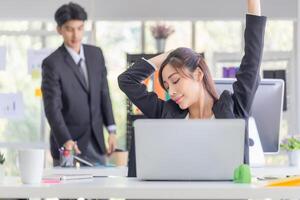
[35,88,42,98]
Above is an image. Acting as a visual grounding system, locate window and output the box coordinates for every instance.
[145,21,192,53]
[265,20,293,51]
[96,21,142,149]
[0,20,92,175]
[0,21,47,175]
[196,20,242,76]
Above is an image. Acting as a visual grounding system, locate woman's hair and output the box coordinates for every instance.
[55,2,88,27]
[158,47,219,102]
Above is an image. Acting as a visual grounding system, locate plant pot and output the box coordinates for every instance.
[288,150,300,167]
[0,165,4,183]
[156,38,166,53]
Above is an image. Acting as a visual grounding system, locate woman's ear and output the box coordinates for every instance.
[194,68,204,82]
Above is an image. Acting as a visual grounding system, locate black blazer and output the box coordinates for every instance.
[42,44,115,159]
[118,15,266,177]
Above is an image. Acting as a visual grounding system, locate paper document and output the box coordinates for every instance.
[0,93,24,119]
[27,49,52,75]
[0,47,6,71]
[43,174,93,181]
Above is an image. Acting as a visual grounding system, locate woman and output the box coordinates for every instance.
[118,0,266,177]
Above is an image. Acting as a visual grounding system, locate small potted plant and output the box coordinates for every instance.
[150,23,175,52]
[0,151,5,183]
[280,136,300,166]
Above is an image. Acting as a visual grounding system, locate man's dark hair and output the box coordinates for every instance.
[55,2,88,26]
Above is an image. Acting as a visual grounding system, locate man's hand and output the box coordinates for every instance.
[64,140,81,154]
[107,134,117,155]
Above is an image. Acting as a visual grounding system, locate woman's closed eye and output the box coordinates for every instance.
[163,78,180,90]
[172,78,180,84]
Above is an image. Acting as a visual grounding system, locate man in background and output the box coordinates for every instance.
[42,2,117,166]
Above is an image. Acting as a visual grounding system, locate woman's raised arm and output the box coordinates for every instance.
[247,0,261,16]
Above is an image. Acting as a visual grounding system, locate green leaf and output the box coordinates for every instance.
[0,151,5,164]
[280,137,300,151]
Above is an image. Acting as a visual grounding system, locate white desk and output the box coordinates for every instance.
[251,166,300,177]
[0,176,300,199]
[44,166,128,177]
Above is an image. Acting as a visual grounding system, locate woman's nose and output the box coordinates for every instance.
[169,87,177,97]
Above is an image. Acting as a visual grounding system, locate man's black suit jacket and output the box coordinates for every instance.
[118,15,267,177]
[42,44,115,160]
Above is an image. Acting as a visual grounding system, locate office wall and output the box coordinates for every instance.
[0,0,297,20]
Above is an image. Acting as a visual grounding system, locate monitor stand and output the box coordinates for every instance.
[248,117,265,167]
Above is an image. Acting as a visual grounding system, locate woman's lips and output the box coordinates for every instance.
[175,95,183,104]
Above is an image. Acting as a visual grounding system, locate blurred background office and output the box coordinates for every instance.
[0,0,299,175]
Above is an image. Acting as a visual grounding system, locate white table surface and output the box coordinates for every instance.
[0,176,300,199]
[44,166,128,177]
[251,165,300,177]
[1,166,299,199]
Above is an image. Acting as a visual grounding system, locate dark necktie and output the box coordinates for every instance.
[77,58,88,89]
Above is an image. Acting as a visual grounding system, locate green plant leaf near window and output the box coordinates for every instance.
[280,136,300,151]
[0,152,5,165]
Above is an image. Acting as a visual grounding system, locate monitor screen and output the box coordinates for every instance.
[214,78,284,153]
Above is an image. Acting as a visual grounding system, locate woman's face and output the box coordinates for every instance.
[162,64,203,109]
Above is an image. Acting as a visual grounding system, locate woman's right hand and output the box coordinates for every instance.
[148,51,171,70]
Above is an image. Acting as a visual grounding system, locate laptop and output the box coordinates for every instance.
[134,119,245,181]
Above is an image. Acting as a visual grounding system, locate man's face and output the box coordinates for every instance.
[57,20,84,51]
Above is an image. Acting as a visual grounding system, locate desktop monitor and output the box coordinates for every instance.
[214,78,284,153]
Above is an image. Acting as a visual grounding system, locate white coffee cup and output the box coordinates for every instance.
[18,149,44,184]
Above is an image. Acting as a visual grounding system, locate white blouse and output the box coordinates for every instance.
[185,113,215,119]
